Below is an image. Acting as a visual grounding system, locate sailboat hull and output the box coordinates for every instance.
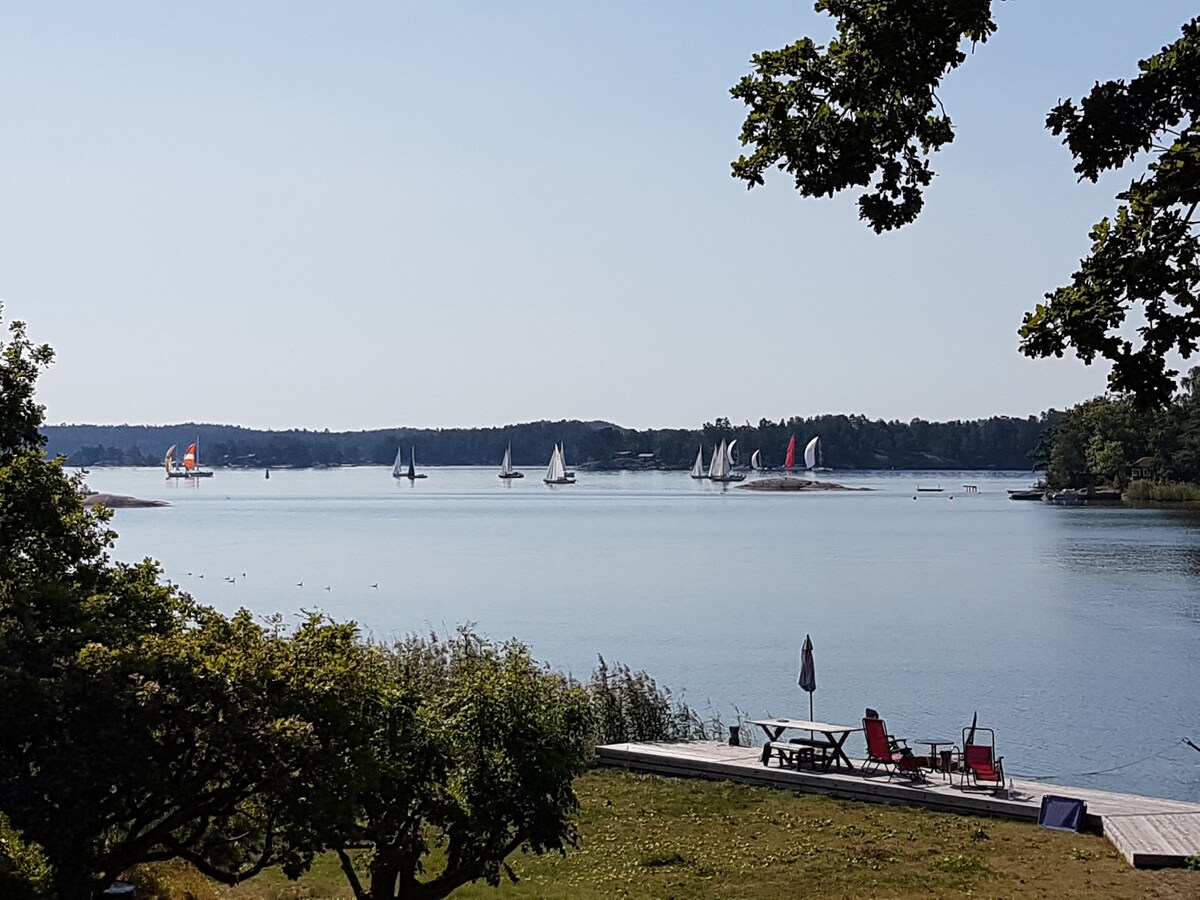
[499,472,524,479]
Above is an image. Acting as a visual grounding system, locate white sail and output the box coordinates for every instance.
[711,439,731,480]
[804,436,819,470]
[727,439,738,467]
[500,444,513,476]
[706,442,721,479]
[690,445,705,478]
[750,449,763,470]
[544,444,566,483]
[392,446,404,477]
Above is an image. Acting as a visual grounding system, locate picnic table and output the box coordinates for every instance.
[750,717,862,771]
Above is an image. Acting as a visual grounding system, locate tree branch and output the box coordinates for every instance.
[336,847,368,900]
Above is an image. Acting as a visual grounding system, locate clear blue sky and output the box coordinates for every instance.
[2,2,1195,431]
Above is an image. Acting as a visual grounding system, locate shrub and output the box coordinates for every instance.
[0,815,52,900]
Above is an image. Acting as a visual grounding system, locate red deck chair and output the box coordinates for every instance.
[960,726,1005,791]
[862,715,925,780]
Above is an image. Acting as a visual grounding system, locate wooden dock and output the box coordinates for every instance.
[596,740,1200,868]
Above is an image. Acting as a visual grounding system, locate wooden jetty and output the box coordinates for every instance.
[596,740,1200,868]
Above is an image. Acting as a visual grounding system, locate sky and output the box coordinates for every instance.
[2,1,1196,432]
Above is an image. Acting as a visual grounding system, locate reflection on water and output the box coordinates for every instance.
[88,466,1200,802]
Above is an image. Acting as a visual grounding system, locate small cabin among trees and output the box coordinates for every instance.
[1129,456,1155,481]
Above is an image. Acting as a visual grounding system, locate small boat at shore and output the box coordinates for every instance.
[1007,480,1047,500]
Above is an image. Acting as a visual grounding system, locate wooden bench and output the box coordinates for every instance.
[786,736,836,767]
[763,744,830,772]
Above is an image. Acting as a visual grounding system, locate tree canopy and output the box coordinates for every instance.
[731,2,1200,405]
[1035,366,1200,488]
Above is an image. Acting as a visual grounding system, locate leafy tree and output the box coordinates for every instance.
[730,0,995,231]
[731,3,1200,403]
[0,313,367,897]
[1087,436,1128,487]
[1020,19,1200,404]
[319,630,593,900]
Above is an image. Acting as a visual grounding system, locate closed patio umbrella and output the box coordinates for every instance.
[798,634,817,721]
[966,710,978,746]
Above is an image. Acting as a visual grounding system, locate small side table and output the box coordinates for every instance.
[917,739,957,779]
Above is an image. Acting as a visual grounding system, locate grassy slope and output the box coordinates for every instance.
[137,769,1198,899]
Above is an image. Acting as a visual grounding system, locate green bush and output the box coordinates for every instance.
[0,814,52,900]
[125,862,224,900]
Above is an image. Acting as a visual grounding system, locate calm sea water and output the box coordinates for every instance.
[86,466,1200,801]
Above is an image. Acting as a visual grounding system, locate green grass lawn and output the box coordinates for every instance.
[134,768,1198,899]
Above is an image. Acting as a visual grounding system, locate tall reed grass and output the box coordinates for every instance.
[585,657,731,745]
[1123,480,1200,503]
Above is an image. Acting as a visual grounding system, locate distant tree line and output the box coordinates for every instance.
[1037,367,1200,489]
[42,413,1057,472]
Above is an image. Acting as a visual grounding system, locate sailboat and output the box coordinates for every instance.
[404,446,427,480]
[498,443,523,479]
[750,449,764,471]
[706,441,722,480]
[690,445,706,479]
[805,435,832,473]
[543,443,575,484]
[391,446,405,479]
[164,444,187,479]
[708,438,745,483]
[181,440,214,478]
[784,435,797,470]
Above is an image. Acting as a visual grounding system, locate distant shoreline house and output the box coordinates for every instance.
[1129,456,1155,481]
[611,450,659,470]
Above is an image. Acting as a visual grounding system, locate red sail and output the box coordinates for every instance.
[784,435,796,469]
[183,443,197,470]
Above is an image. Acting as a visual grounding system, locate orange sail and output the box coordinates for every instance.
[784,435,796,469]
[183,443,197,470]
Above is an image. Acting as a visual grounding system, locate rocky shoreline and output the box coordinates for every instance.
[83,492,170,508]
[737,477,868,492]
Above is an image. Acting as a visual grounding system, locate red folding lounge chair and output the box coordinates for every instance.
[862,714,925,780]
[960,726,1005,791]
